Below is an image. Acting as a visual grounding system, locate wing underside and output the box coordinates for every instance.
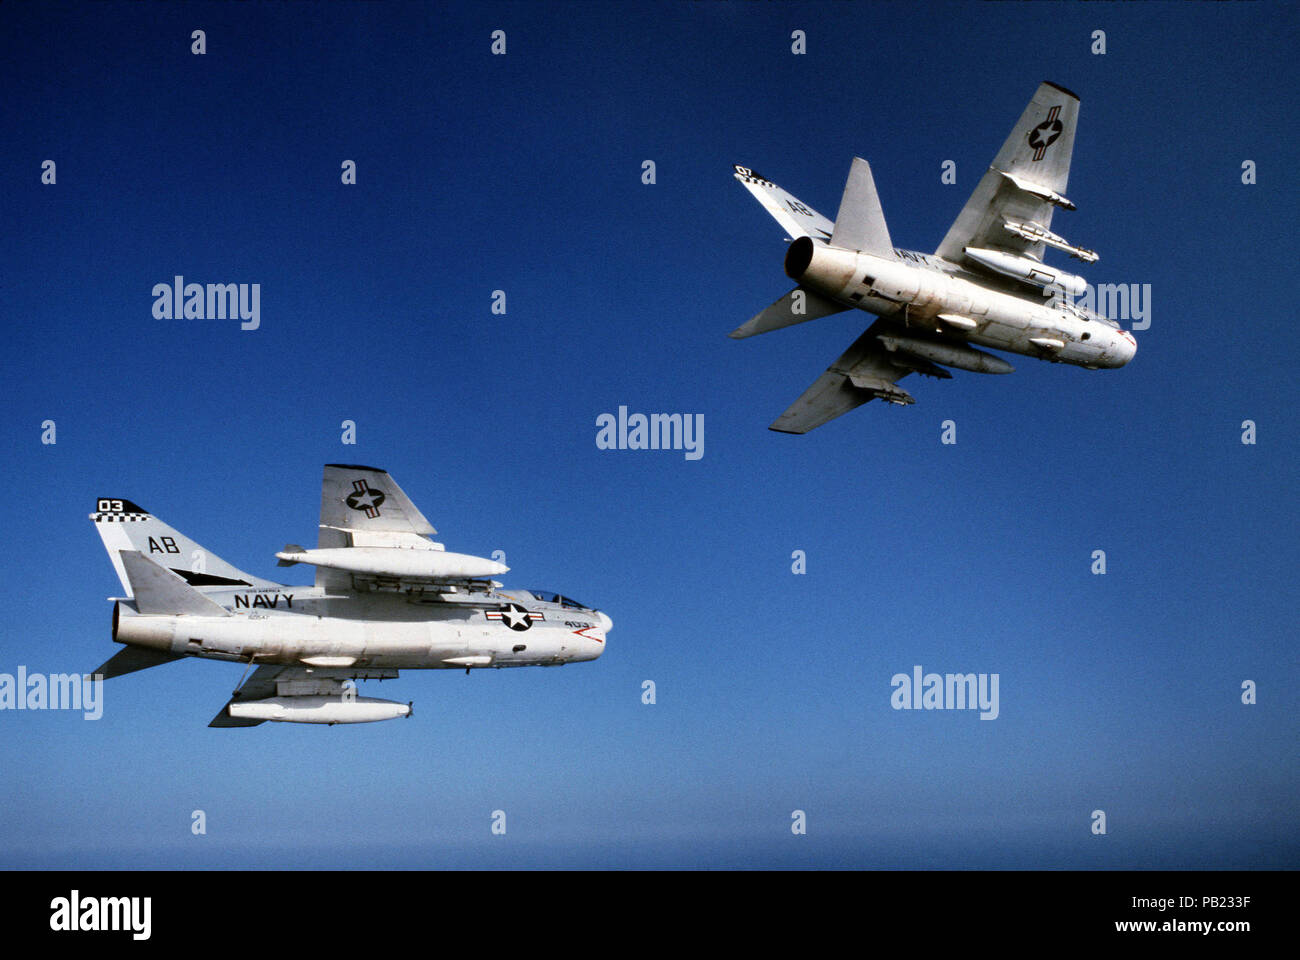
[770,319,916,434]
[935,81,1084,267]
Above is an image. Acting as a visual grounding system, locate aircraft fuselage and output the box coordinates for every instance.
[784,237,1136,370]
[112,587,608,671]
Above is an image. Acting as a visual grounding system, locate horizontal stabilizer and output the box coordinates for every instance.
[120,551,232,617]
[829,157,895,258]
[730,286,847,339]
[92,644,184,680]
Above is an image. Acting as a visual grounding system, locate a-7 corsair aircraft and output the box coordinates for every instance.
[90,465,610,726]
[732,80,1136,433]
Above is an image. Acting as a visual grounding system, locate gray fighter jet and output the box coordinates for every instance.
[90,465,609,726]
[732,81,1136,433]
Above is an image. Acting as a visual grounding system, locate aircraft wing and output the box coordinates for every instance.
[315,464,436,591]
[320,464,435,536]
[770,318,918,434]
[298,465,505,598]
[934,81,1085,266]
[209,664,400,727]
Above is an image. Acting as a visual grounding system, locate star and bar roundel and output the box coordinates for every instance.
[487,603,545,632]
[1027,105,1063,161]
[345,479,386,518]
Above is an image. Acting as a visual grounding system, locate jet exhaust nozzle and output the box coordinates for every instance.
[783,236,859,295]
[784,236,816,280]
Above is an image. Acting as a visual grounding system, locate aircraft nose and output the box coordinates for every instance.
[590,611,611,658]
[1108,330,1136,367]
[1120,331,1137,365]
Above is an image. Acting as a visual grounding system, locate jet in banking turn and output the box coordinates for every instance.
[732,81,1136,433]
[90,465,610,726]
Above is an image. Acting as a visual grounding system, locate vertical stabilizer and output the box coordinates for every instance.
[829,157,895,258]
[90,498,283,594]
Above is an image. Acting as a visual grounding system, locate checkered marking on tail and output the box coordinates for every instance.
[92,498,150,520]
[733,164,774,187]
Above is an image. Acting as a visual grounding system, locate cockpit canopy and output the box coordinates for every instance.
[521,590,591,610]
[1062,298,1120,329]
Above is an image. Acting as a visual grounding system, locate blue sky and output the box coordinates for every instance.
[1,1,1295,869]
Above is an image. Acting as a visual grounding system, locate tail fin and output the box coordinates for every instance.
[90,498,283,595]
[731,164,852,339]
[829,158,895,257]
[733,164,834,240]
